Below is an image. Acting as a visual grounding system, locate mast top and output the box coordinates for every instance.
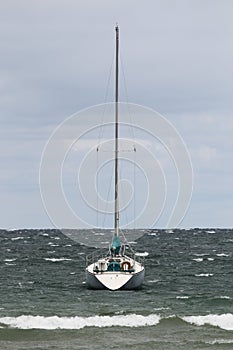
[115,23,119,39]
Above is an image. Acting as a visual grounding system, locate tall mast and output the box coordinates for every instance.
[114,25,119,236]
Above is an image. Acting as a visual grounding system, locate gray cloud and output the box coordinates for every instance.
[0,0,233,228]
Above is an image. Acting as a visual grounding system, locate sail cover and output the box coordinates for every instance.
[111,235,121,255]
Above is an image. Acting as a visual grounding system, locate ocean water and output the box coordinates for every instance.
[0,228,233,349]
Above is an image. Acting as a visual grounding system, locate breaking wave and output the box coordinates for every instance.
[182,313,233,330]
[0,314,160,330]
[1,313,233,331]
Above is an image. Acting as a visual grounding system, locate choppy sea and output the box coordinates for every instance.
[0,228,232,349]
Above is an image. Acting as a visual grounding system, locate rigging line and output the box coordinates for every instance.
[133,144,136,233]
[119,228,135,254]
[120,53,137,234]
[119,163,129,230]
[97,50,115,151]
[118,159,136,237]
[102,162,114,229]
[120,53,136,147]
[96,147,99,228]
[96,50,114,228]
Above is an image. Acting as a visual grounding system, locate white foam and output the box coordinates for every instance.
[11,237,24,241]
[148,279,159,283]
[206,339,233,345]
[5,263,16,266]
[0,314,161,330]
[216,253,229,257]
[193,258,203,262]
[195,273,213,277]
[153,307,170,311]
[47,243,59,247]
[183,314,233,330]
[4,259,16,262]
[135,252,149,257]
[176,296,189,299]
[207,258,214,261]
[44,258,72,262]
[193,253,208,256]
[219,296,230,299]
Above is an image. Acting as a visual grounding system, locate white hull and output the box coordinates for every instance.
[86,259,145,290]
[86,268,145,290]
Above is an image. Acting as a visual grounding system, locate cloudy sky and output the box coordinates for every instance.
[1,0,233,229]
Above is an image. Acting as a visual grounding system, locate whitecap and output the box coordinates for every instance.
[165,230,173,234]
[11,237,24,241]
[4,259,16,262]
[219,296,230,299]
[195,273,213,277]
[176,296,189,299]
[135,252,149,257]
[0,314,161,330]
[44,258,72,262]
[207,258,214,261]
[206,339,233,345]
[183,313,233,331]
[148,279,159,283]
[5,263,16,266]
[216,253,229,257]
[193,258,203,262]
[153,307,170,311]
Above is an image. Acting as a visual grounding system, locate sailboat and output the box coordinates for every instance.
[86,25,145,290]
